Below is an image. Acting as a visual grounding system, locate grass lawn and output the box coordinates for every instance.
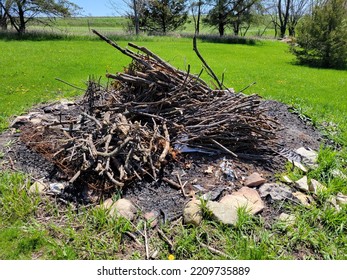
[1,34,347,260]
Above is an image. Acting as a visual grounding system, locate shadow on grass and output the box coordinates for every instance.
[180,33,259,46]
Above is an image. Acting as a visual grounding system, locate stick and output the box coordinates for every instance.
[55,77,86,91]
[157,228,174,252]
[211,139,238,157]
[159,123,170,163]
[193,34,223,89]
[144,222,150,260]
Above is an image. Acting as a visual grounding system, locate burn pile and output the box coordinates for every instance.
[19,31,278,200]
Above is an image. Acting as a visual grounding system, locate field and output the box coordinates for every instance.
[0,18,347,260]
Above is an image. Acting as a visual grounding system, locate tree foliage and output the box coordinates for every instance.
[291,0,347,69]
[141,0,188,34]
[203,0,259,36]
[0,0,80,34]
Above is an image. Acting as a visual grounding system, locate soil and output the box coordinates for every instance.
[0,97,324,222]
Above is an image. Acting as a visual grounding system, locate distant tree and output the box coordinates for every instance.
[110,0,146,35]
[0,0,10,30]
[204,0,259,36]
[0,0,80,35]
[142,0,188,34]
[291,0,347,69]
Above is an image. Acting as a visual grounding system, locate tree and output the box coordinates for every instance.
[0,0,80,35]
[291,0,347,69]
[110,0,146,35]
[0,0,10,30]
[204,0,259,36]
[141,0,188,34]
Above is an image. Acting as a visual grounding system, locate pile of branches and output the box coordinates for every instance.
[20,30,278,194]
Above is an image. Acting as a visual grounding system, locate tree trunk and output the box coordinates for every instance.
[18,3,26,35]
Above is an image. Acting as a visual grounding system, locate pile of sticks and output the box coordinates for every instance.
[20,31,278,193]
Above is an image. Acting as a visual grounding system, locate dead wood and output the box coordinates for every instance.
[19,31,278,198]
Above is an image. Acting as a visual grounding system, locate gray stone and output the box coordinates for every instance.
[336,193,347,206]
[310,179,326,194]
[296,147,318,167]
[109,198,137,221]
[258,183,294,201]
[244,172,266,187]
[29,181,47,194]
[295,176,310,192]
[183,199,202,226]
[206,200,239,225]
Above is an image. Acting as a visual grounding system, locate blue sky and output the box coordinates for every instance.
[72,0,128,16]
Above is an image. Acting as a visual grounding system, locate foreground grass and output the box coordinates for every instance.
[1,35,347,259]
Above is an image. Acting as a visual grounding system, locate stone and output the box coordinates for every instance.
[293,191,313,206]
[109,198,137,221]
[144,210,159,228]
[258,183,294,201]
[30,118,42,125]
[29,181,47,194]
[49,183,65,194]
[206,200,239,225]
[102,198,114,209]
[295,176,310,192]
[282,175,293,183]
[244,172,266,187]
[183,199,202,226]
[296,147,318,166]
[221,187,264,214]
[331,169,347,180]
[278,213,296,226]
[336,193,347,206]
[310,179,326,194]
[206,187,265,225]
[293,161,308,173]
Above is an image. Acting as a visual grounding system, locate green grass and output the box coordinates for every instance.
[1,33,347,260]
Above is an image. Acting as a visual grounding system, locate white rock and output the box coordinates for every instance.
[296,147,318,166]
[331,169,347,179]
[49,183,65,194]
[295,176,310,192]
[294,161,308,173]
[183,199,202,226]
[310,179,326,194]
[29,181,47,194]
[336,193,347,206]
[206,200,239,225]
[109,198,137,221]
[282,175,293,183]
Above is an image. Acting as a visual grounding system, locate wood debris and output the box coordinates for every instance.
[19,30,278,198]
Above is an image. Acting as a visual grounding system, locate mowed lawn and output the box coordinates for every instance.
[0,37,347,143]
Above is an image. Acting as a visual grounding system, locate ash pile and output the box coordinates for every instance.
[16,31,279,207]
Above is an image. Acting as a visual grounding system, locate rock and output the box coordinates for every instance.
[206,187,264,225]
[278,213,296,226]
[183,199,202,226]
[206,200,239,225]
[295,147,318,167]
[336,193,347,206]
[221,187,264,214]
[109,199,137,221]
[201,186,226,201]
[295,176,310,192]
[331,169,347,180]
[258,183,294,201]
[144,210,159,228]
[310,179,326,194]
[219,158,235,180]
[29,181,47,194]
[282,175,293,183]
[244,172,266,187]
[30,118,42,125]
[293,161,308,173]
[102,198,114,209]
[292,191,313,206]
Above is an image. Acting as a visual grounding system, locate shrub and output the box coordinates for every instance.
[291,0,347,69]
